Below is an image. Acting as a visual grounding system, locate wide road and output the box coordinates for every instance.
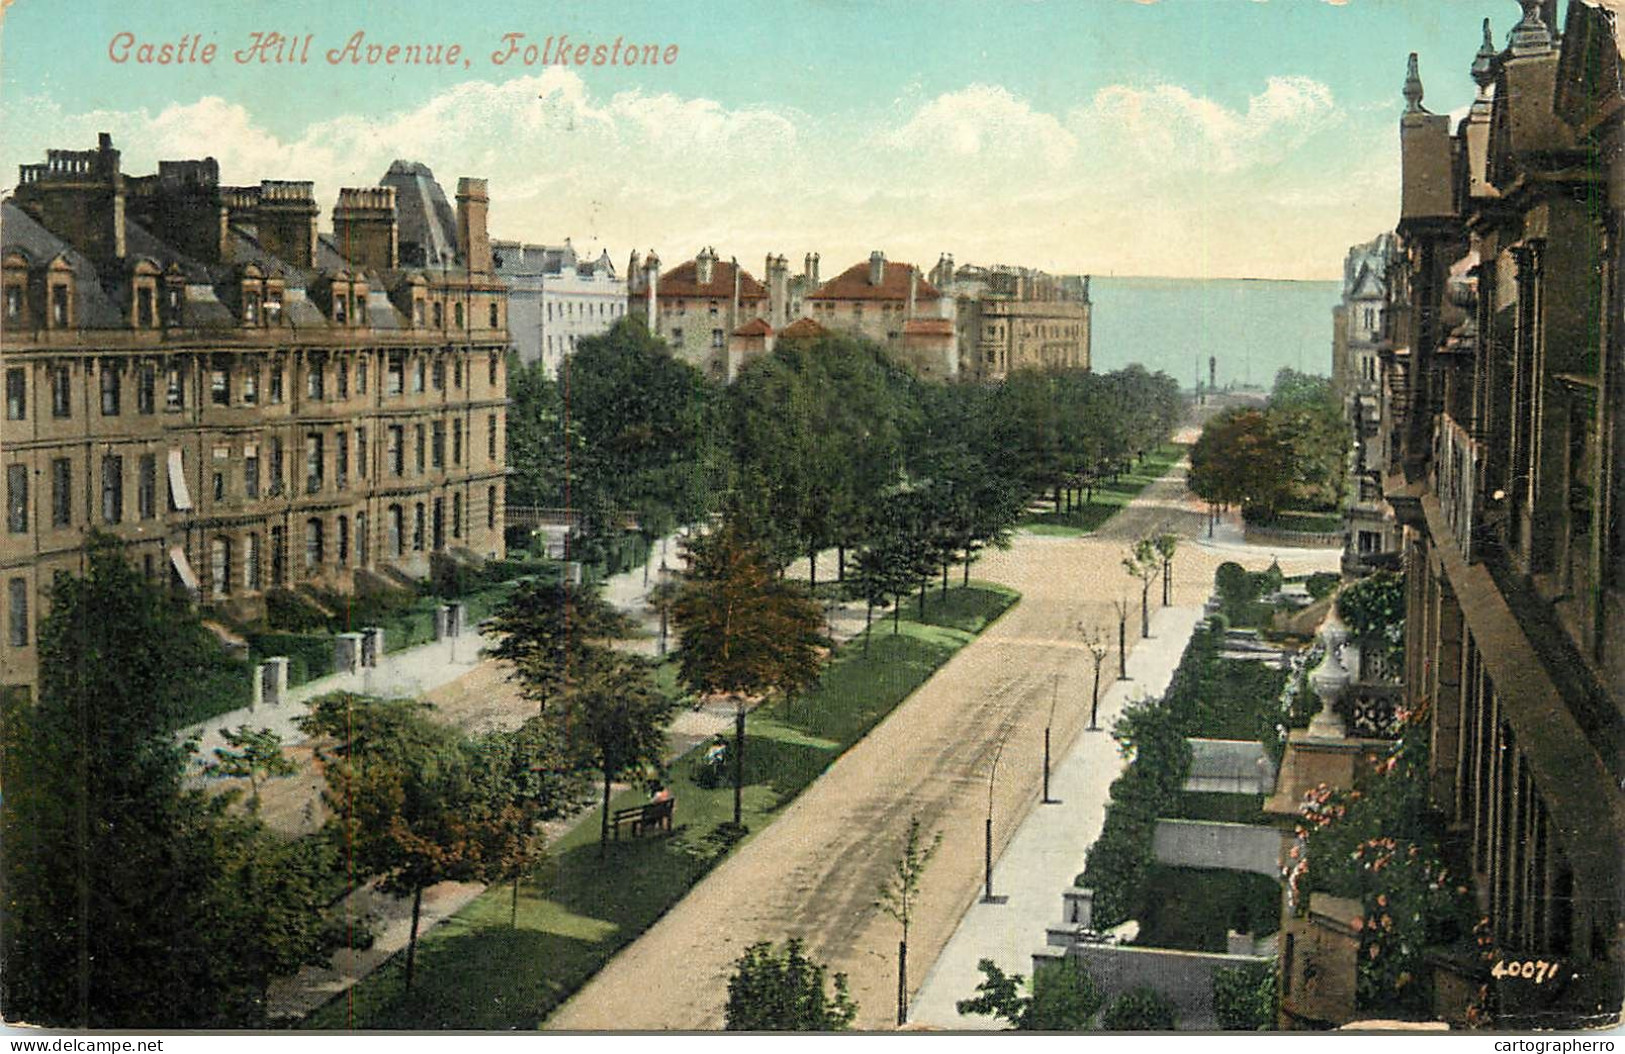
[547,449,1331,1030]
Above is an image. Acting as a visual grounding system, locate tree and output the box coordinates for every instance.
[486,578,634,714]
[1081,624,1110,730]
[565,318,718,561]
[876,815,942,1025]
[1155,533,1178,607]
[1101,986,1177,1030]
[725,938,858,1031]
[1123,537,1167,639]
[504,353,574,509]
[300,693,539,991]
[554,649,674,853]
[956,957,1103,1030]
[1188,408,1293,521]
[202,725,297,812]
[1,537,342,1027]
[673,515,827,828]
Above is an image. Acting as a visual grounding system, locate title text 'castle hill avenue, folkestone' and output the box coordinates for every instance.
[106,31,680,68]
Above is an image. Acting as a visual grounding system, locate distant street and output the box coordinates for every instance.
[547,442,1337,1030]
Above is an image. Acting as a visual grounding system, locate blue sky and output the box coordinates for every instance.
[0,0,1500,279]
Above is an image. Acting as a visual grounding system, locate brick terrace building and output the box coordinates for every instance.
[1,135,509,695]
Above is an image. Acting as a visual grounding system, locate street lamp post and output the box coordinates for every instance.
[1042,674,1060,805]
[982,728,1011,904]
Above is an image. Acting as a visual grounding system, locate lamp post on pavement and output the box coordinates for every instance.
[982,725,1012,904]
[1041,674,1060,805]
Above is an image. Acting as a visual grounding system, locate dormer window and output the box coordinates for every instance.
[356,295,368,326]
[244,290,260,326]
[136,287,155,328]
[333,294,347,325]
[50,284,69,328]
[165,286,183,326]
[264,285,283,324]
[413,300,425,326]
[4,286,20,323]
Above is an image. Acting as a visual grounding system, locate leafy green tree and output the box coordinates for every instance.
[504,353,574,509]
[203,725,297,812]
[673,515,827,827]
[0,538,340,1026]
[876,815,942,1025]
[956,957,1104,1030]
[553,649,674,853]
[566,318,718,560]
[1123,536,1167,639]
[1101,986,1178,1030]
[724,939,858,1031]
[299,693,541,990]
[486,578,634,714]
[1189,408,1293,520]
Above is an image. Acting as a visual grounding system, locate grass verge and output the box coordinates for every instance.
[1020,444,1185,537]
[300,581,1018,1030]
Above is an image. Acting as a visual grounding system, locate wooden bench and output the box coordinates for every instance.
[611,797,676,840]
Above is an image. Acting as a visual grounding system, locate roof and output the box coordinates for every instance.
[381,160,459,267]
[1,201,126,328]
[901,317,953,336]
[778,317,826,339]
[658,258,766,300]
[732,317,773,336]
[811,260,941,302]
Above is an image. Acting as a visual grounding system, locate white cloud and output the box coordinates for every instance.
[0,70,1391,280]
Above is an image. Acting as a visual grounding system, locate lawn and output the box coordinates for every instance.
[300,581,1018,1030]
[1132,866,1282,953]
[1170,791,1270,826]
[1020,444,1185,537]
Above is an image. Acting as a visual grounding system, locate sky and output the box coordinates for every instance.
[0,0,1503,280]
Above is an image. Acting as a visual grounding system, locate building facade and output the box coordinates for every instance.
[1335,233,1403,574]
[1278,0,1625,1028]
[492,239,626,376]
[935,256,1093,381]
[1,135,509,695]
[626,246,770,382]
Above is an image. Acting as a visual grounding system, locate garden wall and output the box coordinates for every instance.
[1184,739,1276,794]
[1034,941,1271,1031]
[1152,819,1282,878]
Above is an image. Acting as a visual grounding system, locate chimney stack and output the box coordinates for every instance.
[696,246,716,287]
[907,267,918,320]
[255,180,318,269]
[805,252,820,287]
[333,186,399,271]
[455,177,492,274]
[645,251,661,329]
[869,250,886,287]
[731,255,741,324]
[12,132,128,264]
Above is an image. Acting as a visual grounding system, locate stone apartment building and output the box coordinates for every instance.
[1,135,509,695]
[802,252,958,379]
[492,238,626,376]
[1334,233,1403,574]
[1277,0,1624,1028]
[934,256,1092,381]
[625,246,770,381]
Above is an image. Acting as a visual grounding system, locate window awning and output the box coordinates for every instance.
[169,545,199,592]
[167,449,192,511]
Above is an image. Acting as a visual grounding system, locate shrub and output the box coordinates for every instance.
[957,957,1103,1030]
[1101,986,1176,1030]
[1306,572,1340,601]
[724,939,857,1031]
[264,589,328,632]
[1213,961,1277,1030]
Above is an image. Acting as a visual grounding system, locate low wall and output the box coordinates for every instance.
[1243,524,1343,549]
[1184,738,1276,794]
[1035,941,1270,1030]
[1152,819,1282,878]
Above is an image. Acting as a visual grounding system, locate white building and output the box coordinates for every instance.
[492,239,627,375]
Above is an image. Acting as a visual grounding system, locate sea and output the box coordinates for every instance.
[1088,276,1342,392]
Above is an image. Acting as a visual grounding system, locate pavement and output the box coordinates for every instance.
[544,449,1341,1031]
[906,602,1205,1028]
